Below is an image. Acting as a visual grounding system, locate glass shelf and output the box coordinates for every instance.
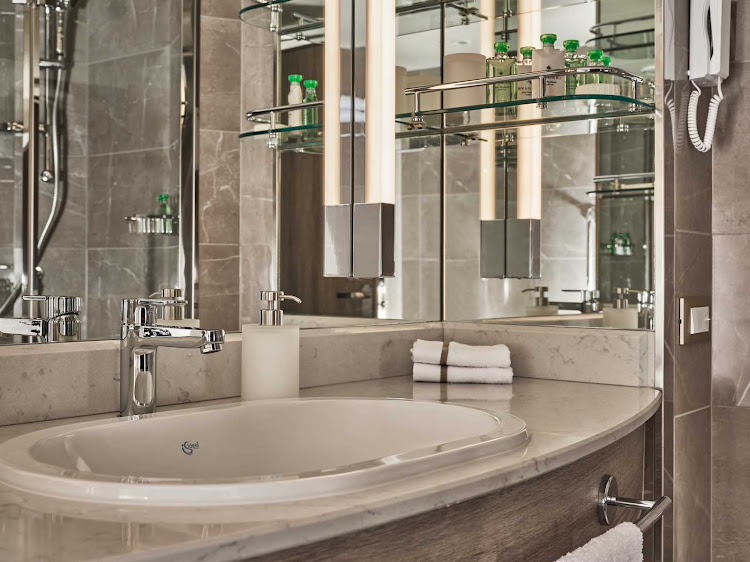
[239,123,323,149]
[396,94,655,136]
[240,0,490,41]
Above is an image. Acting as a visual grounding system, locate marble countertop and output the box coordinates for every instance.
[0,377,660,562]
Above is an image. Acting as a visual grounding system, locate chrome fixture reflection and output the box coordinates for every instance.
[550,289,601,314]
[119,297,225,417]
[0,295,81,343]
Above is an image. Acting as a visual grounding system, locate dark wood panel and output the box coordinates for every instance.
[279,45,376,318]
[253,425,649,562]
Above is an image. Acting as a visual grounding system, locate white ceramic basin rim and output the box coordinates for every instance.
[0,398,528,506]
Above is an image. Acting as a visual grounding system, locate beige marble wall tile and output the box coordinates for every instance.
[198,16,241,133]
[674,407,711,562]
[712,406,750,560]
[0,324,443,425]
[443,322,654,387]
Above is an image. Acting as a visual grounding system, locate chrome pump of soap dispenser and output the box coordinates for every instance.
[259,291,302,326]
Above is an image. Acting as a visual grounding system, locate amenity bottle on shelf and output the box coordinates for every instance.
[157,193,172,233]
[585,49,605,85]
[532,34,565,97]
[486,41,517,110]
[288,74,303,138]
[516,46,534,100]
[302,79,319,141]
[563,39,585,96]
[600,55,620,94]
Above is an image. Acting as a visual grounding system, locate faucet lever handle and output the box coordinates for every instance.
[122,297,187,325]
[21,295,82,319]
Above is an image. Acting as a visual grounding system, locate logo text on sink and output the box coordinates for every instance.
[181,441,199,455]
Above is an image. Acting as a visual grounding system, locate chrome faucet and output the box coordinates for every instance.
[119,297,225,417]
[0,295,81,342]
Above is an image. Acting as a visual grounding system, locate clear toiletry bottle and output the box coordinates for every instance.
[302,79,319,141]
[241,291,302,400]
[600,55,619,94]
[586,49,604,85]
[532,34,565,97]
[516,46,534,100]
[486,41,517,109]
[288,74,303,137]
[563,39,585,96]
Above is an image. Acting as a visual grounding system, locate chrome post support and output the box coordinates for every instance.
[267,110,279,149]
[537,76,547,109]
[269,4,281,33]
[410,92,425,130]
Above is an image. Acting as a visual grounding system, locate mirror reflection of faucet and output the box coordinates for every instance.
[522,287,559,316]
[549,289,601,314]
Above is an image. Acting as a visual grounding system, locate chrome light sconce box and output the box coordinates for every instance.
[353,202,395,278]
[480,218,541,279]
[323,204,352,277]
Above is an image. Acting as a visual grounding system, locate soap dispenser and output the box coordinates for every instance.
[522,286,559,316]
[242,291,302,400]
[603,287,639,329]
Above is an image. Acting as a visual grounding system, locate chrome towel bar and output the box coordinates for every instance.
[598,475,672,532]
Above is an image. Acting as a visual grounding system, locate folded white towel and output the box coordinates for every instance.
[411,340,512,369]
[555,522,643,562]
[413,363,513,384]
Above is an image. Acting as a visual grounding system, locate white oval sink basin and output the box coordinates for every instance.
[0,398,528,506]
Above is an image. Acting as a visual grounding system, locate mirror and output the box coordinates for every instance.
[0,0,658,345]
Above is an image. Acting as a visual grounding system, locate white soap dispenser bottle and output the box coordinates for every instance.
[242,291,302,400]
[603,287,639,329]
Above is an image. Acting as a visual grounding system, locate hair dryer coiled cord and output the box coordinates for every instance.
[688,78,724,152]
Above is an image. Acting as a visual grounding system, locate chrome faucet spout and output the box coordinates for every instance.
[119,297,225,417]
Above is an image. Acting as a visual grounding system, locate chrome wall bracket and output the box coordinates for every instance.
[598,475,672,532]
[353,203,395,279]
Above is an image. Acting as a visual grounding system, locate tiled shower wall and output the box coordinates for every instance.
[662,0,713,557]
[711,1,750,559]
[197,1,275,331]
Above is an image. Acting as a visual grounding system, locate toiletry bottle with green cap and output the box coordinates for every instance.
[288,74,303,136]
[517,46,534,100]
[157,194,172,232]
[302,79,319,140]
[563,39,585,96]
[156,193,171,216]
[486,41,517,108]
[600,55,619,93]
[532,34,565,97]
[586,49,604,85]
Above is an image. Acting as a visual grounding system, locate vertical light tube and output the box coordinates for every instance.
[324,0,341,205]
[516,0,542,220]
[365,0,395,205]
[479,0,496,221]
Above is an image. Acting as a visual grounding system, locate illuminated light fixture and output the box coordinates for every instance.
[323,0,351,277]
[480,0,541,279]
[353,0,395,278]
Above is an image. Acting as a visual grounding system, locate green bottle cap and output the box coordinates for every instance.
[588,49,603,61]
[540,33,557,45]
[303,79,318,88]
[601,55,612,66]
[158,193,170,203]
[288,74,303,83]
[519,46,534,59]
[494,41,509,53]
[563,39,579,52]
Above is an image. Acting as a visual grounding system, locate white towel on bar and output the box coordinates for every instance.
[411,340,512,369]
[413,363,513,384]
[555,522,643,562]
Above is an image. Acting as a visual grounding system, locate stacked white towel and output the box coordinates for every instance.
[555,522,643,562]
[411,340,513,384]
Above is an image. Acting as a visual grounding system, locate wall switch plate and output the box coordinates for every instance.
[679,296,711,345]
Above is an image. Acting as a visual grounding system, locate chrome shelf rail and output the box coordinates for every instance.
[245,100,324,149]
[404,66,646,128]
